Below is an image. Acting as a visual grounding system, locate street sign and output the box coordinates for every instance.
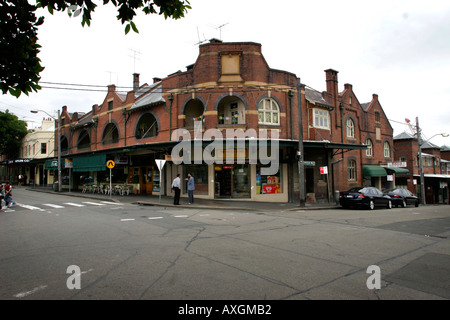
[320,166,328,175]
[155,159,166,171]
[106,160,115,169]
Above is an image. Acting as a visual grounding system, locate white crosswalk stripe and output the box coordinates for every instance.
[42,203,65,209]
[63,202,86,207]
[16,203,44,211]
[82,201,105,206]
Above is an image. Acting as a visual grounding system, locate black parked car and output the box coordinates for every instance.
[339,186,392,210]
[386,188,419,207]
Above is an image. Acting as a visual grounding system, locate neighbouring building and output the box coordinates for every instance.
[393,132,450,204]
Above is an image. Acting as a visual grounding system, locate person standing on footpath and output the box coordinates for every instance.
[171,173,181,205]
[186,173,195,204]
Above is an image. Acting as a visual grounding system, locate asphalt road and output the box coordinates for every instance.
[1,188,449,300]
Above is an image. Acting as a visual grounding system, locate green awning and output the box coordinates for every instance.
[385,167,410,175]
[73,154,106,172]
[362,165,387,177]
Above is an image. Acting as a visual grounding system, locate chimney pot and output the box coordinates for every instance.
[133,73,140,91]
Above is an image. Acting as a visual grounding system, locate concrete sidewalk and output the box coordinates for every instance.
[26,186,340,212]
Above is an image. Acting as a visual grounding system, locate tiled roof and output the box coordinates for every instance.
[305,88,334,108]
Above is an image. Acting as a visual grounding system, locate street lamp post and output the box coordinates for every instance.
[416,117,448,205]
[30,109,62,192]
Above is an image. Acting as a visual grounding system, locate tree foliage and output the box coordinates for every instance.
[0,0,191,97]
[0,110,29,159]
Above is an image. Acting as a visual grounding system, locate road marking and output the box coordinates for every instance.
[14,285,48,298]
[100,201,120,205]
[63,202,86,207]
[82,201,105,206]
[174,215,188,218]
[120,218,135,222]
[42,203,65,209]
[16,203,43,211]
[148,216,164,220]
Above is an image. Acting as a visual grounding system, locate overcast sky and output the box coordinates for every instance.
[1,0,450,147]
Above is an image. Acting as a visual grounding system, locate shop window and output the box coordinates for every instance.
[258,98,280,126]
[183,164,209,195]
[256,163,282,194]
[313,108,330,130]
[135,112,158,139]
[77,129,91,149]
[102,123,119,144]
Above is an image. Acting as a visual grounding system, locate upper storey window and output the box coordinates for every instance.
[258,98,280,126]
[313,108,330,130]
[346,118,355,138]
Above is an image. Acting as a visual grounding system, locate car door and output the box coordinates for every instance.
[403,189,414,205]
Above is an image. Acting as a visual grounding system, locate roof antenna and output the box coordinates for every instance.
[195,26,207,46]
[129,48,141,73]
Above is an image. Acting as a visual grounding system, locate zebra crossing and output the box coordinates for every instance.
[2,200,120,212]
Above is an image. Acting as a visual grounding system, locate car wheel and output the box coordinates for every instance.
[401,200,406,208]
[369,200,375,210]
[387,200,392,209]
[415,201,419,207]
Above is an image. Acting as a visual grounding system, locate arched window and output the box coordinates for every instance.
[384,141,391,158]
[183,99,204,128]
[348,159,357,181]
[217,96,246,125]
[135,112,158,139]
[77,129,91,149]
[365,138,373,157]
[346,118,355,138]
[258,98,280,125]
[102,123,119,145]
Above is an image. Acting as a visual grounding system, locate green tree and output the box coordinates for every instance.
[0,0,191,97]
[0,110,29,159]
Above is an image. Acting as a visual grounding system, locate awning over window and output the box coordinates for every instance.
[384,167,410,175]
[362,165,387,177]
[73,154,106,172]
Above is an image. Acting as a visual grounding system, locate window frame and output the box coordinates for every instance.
[348,159,357,181]
[365,138,373,157]
[258,98,280,126]
[313,108,330,130]
[383,141,391,158]
[346,118,355,138]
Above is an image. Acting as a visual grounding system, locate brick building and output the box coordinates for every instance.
[393,132,450,204]
[47,40,396,204]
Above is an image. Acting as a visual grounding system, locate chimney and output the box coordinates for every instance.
[108,84,116,93]
[372,93,378,101]
[325,69,339,107]
[153,77,162,84]
[133,73,140,91]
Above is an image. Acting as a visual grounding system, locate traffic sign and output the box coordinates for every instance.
[106,160,115,169]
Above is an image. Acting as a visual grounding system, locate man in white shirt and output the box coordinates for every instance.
[171,174,181,205]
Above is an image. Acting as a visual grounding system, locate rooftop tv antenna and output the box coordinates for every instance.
[195,26,207,46]
[209,22,229,40]
[129,48,142,73]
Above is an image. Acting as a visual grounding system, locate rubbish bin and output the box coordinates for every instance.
[335,190,340,205]
[53,181,59,191]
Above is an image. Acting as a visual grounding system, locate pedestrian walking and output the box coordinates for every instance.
[0,183,4,210]
[171,174,181,205]
[186,173,195,204]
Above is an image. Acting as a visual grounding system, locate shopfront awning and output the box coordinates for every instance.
[45,159,64,170]
[362,165,387,177]
[73,154,106,172]
[384,167,410,175]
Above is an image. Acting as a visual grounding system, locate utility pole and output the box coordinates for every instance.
[416,117,426,205]
[297,78,306,207]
